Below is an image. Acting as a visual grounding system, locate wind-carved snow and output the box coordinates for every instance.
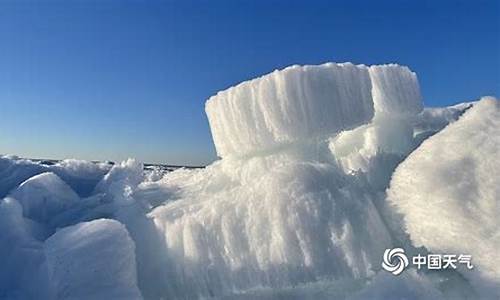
[388,97,500,298]
[0,62,496,299]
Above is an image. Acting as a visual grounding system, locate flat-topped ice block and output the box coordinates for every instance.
[205,62,375,157]
[369,64,423,115]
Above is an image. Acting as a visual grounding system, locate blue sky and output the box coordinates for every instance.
[0,0,498,165]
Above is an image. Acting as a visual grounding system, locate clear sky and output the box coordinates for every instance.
[0,0,498,165]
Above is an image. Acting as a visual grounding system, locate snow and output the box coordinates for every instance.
[44,219,142,300]
[0,62,497,299]
[388,96,500,298]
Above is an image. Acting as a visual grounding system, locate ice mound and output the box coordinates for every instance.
[0,197,52,299]
[10,172,79,225]
[0,159,146,299]
[206,63,375,158]
[388,97,500,297]
[94,158,144,205]
[150,155,393,298]
[0,156,47,198]
[44,219,143,299]
[148,62,429,298]
[0,156,110,198]
[413,102,473,135]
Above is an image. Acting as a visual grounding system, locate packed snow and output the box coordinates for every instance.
[388,97,500,298]
[0,62,497,299]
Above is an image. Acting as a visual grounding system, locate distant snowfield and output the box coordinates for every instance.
[0,62,498,300]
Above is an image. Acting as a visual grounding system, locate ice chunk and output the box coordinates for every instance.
[206,62,424,158]
[329,117,414,175]
[0,156,110,198]
[329,64,423,174]
[94,158,143,196]
[413,102,473,136]
[0,156,47,198]
[387,97,500,298]
[369,64,423,115]
[206,62,375,158]
[10,172,79,224]
[52,159,111,197]
[145,62,432,297]
[0,197,52,299]
[44,219,143,300]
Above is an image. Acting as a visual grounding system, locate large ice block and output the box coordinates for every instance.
[206,63,375,157]
[206,62,424,158]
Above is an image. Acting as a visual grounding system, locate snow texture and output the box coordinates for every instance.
[388,97,500,298]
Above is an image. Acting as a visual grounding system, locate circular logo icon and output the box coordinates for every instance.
[382,248,409,275]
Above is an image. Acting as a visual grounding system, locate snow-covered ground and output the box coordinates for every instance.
[0,62,497,299]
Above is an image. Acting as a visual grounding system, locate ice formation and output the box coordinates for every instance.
[11,172,79,225]
[205,63,375,158]
[44,219,142,300]
[0,62,497,299]
[328,65,422,175]
[388,97,500,298]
